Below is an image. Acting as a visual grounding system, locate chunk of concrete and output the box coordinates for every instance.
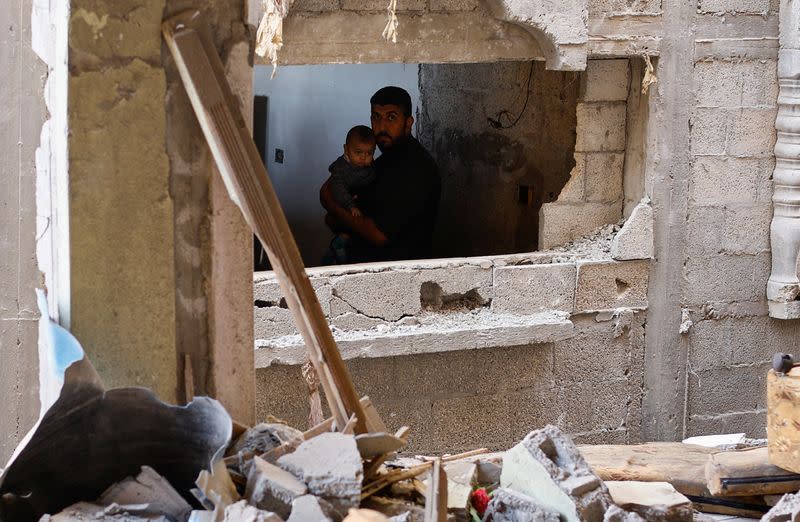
[286,494,341,522]
[501,425,611,522]
[762,492,800,522]
[223,500,282,522]
[227,423,304,457]
[484,488,562,522]
[444,460,477,516]
[98,466,192,521]
[355,432,406,459]
[605,481,692,522]
[603,505,646,522]
[246,456,308,518]
[41,502,171,521]
[278,432,363,512]
[611,199,653,261]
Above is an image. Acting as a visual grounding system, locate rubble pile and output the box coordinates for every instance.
[8,418,757,522]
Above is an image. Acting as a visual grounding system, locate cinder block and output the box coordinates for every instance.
[256,366,309,429]
[690,108,727,155]
[539,202,622,250]
[588,0,662,14]
[554,323,634,384]
[688,319,733,372]
[585,153,624,203]
[684,253,770,304]
[291,0,340,10]
[575,260,649,311]
[582,60,630,102]
[430,0,482,10]
[686,410,767,439]
[689,156,761,205]
[576,103,627,152]
[686,206,724,258]
[558,154,587,203]
[728,317,800,366]
[687,364,769,416]
[341,0,426,10]
[492,264,577,314]
[509,386,562,438]
[557,379,632,432]
[255,277,331,316]
[698,0,770,13]
[694,59,778,108]
[722,205,771,255]
[727,108,777,157]
[432,393,515,452]
[330,264,492,322]
[611,199,653,261]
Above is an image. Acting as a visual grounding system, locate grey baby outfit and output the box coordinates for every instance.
[328,155,376,209]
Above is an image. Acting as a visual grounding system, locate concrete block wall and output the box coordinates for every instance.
[539,59,629,250]
[682,6,781,437]
[257,311,646,453]
[254,254,651,450]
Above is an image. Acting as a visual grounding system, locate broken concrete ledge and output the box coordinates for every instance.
[254,310,574,367]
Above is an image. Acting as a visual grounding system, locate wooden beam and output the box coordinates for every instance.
[424,458,447,522]
[161,10,367,434]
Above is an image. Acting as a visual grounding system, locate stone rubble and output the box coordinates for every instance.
[277,432,364,513]
[33,418,785,522]
[501,425,612,522]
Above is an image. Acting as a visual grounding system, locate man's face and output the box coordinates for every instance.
[370,104,413,151]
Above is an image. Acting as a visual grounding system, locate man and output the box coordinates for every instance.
[320,86,441,263]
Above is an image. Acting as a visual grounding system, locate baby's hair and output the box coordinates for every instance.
[346,125,375,146]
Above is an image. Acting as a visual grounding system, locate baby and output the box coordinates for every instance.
[322,125,377,264]
[327,125,377,216]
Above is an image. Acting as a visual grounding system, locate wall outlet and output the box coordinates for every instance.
[275,148,284,164]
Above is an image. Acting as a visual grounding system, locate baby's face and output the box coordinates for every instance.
[345,139,376,168]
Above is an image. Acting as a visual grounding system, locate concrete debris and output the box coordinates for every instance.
[355,432,406,459]
[761,492,800,522]
[605,481,693,522]
[501,425,611,522]
[611,199,653,261]
[227,423,304,458]
[98,466,192,521]
[278,432,363,513]
[551,223,621,263]
[1,293,233,522]
[286,494,341,522]
[246,456,308,518]
[484,488,562,522]
[443,460,476,516]
[678,309,692,335]
[603,505,646,522]
[40,502,172,521]
[223,500,282,522]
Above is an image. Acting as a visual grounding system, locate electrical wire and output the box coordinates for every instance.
[487,61,535,130]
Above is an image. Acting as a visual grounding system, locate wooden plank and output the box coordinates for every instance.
[768,368,800,474]
[161,10,367,434]
[706,446,800,497]
[424,458,447,522]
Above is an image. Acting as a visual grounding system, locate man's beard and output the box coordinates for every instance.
[376,133,393,152]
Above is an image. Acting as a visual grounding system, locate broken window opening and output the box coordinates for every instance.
[251,58,646,274]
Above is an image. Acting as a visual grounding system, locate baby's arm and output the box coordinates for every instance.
[328,171,356,209]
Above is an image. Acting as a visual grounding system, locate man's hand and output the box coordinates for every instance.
[320,180,388,247]
[350,206,363,218]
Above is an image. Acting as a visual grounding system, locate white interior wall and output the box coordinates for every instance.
[253,63,421,266]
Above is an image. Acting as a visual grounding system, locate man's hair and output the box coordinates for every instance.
[346,125,375,145]
[370,86,412,117]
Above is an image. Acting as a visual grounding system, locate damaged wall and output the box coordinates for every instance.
[418,61,580,257]
[66,0,255,421]
[0,0,45,463]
